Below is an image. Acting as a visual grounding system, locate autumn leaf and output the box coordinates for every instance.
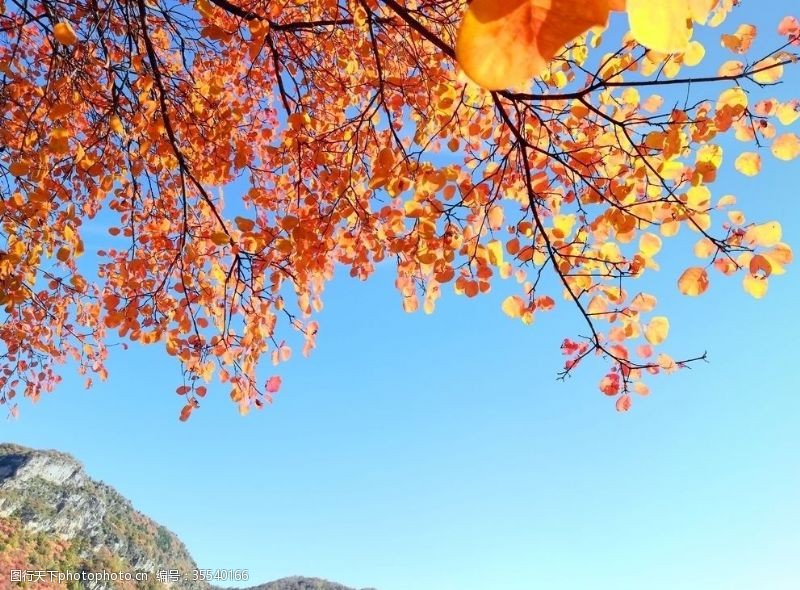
[501,295,526,318]
[735,152,761,176]
[455,0,622,90]
[744,222,782,247]
[53,22,78,45]
[235,216,256,232]
[645,317,670,346]
[265,375,282,394]
[627,0,717,53]
[678,267,710,296]
[639,233,662,258]
[743,274,768,299]
[599,372,621,396]
[772,133,800,161]
[0,0,795,419]
[616,394,632,412]
[48,128,70,155]
[748,254,772,278]
[721,24,757,54]
[8,162,31,177]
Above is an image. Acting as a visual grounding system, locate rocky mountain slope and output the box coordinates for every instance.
[0,444,373,590]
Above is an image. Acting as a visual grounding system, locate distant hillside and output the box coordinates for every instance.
[244,578,372,590]
[0,444,374,590]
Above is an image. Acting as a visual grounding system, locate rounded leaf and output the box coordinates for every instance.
[772,133,800,161]
[645,316,670,345]
[456,0,619,90]
[748,254,772,278]
[735,152,761,176]
[628,0,691,53]
[54,22,78,45]
[678,267,709,296]
[501,295,525,318]
[743,274,768,299]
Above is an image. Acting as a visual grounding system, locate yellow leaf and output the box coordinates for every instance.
[718,60,744,76]
[686,186,711,208]
[639,233,662,258]
[771,133,800,161]
[404,201,423,218]
[645,316,670,346]
[734,152,761,176]
[716,87,748,111]
[744,222,781,247]
[487,240,504,266]
[776,103,800,126]
[683,40,705,66]
[688,0,716,25]
[628,0,692,53]
[752,57,784,84]
[501,295,525,318]
[766,243,793,264]
[693,238,715,258]
[742,274,767,299]
[677,267,709,296]
[552,214,575,239]
[660,220,680,237]
[762,243,792,276]
[455,0,620,90]
[53,22,77,45]
[630,292,657,312]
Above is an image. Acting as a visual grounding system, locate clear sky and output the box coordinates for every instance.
[3,4,800,590]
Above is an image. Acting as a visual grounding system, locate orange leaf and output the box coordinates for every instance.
[235,216,256,232]
[210,232,229,245]
[748,254,772,278]
[48,127,70,155]
[455,0,620,90]
[54,22,78,45]
[8,162,31,177]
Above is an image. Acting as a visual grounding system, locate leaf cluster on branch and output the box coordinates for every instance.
[0,0,797,418]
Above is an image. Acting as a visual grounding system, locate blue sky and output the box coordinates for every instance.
[3,4,800,590]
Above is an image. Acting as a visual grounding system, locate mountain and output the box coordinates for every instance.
[0,444,374,590]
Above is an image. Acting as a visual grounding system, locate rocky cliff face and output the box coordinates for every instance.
[0,443,204,590]
[0,444,373,590]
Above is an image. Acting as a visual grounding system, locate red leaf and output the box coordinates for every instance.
[265,375,282,394]
[599,373,621,396]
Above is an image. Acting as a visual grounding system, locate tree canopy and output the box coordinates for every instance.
[0,0,797,418]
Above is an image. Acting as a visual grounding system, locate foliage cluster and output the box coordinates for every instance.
[0,0,798,417]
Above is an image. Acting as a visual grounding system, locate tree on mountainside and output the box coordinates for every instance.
[0,0,798,418]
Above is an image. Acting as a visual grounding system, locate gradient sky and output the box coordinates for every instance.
[3,4,800,590]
